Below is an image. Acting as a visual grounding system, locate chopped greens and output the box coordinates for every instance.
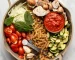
[4,17,14,26]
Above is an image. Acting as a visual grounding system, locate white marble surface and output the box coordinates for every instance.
[0,0,75,60]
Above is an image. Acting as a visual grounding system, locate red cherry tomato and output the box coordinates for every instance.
[10,33,18,44]
[26,33,31,40]
[10,44,18,52]
[18,40,22,47]
[18,47,24,55]
[10,24,15,32]
[16,31,21,37]
[6,38,11,44]
[11,44,18,48]
[22,33,26,38]
[19,37,22,40]
[19,55,24,59]
[4,27,12,35]
[44,12,65,33]
[5,34,10,37]
[12,48,18,53]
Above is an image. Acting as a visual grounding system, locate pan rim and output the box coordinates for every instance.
[2,0,73,60]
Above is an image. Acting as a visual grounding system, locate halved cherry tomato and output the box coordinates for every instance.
[19,55,24,59]
[6,38,11,44]
[10,24,15,32]
[18,47,24,55]
[16,31,21,37]
[22,33,26,38]
[18,40,22,47]
[44,12,65,33]
[10,44,18,52]
[10,33,18,44]
[4,27,12,35]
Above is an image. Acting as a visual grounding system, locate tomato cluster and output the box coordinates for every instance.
[4,24,31,59]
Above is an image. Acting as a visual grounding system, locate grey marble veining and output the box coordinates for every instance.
[0,0,75,60]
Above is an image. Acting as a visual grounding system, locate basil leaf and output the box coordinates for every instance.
[4,17,14,26]
[24,11,33,25]
[14,21,33,32]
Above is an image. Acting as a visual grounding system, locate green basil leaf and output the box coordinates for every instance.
[14,21,33,32]
[24,11,33,25]
[4,17,14,26]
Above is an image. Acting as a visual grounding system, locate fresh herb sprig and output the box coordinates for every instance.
[14,11,34,32]
[24,11,33,25]
[14,21,33,32]
[4,17,14,26]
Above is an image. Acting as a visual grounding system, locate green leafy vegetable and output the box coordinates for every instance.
[24,11,33,25]
[14,21,33,32]
[4,17,14,26]
[14,11,34,32]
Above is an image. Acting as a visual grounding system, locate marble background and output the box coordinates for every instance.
[0,0,75,60]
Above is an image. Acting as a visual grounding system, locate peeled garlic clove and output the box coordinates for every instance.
[36,0,42,6]
[23,46,31,53]
[53,9,58,11]
[48,2,53,10]
[33,6,49,16]
[52,0,59,9]
[27,53,35,58]
[58,6,64,13]
[63,12,67,20]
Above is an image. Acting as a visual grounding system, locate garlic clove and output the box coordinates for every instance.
[27,53,35,58]
[58,6,64,13]
[36,0,42,6]
[53,8,58,12]
[52,0,59,9]
[33,6,50,16]
[23,46,31,53]
[48,2,53,10]
[63,12,67,20]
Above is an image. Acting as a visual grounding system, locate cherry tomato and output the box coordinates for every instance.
[18,40,22,47]
[26,33,31,40]
[44,12,65,33]
[5,34,10,37]
[10,24,15,32]
[6,38,11,44]
[19,37,22,40]
[18,47,24,55]
[22,33,26,38]
[16,31,21,37]
[10,33,18,44]
[10,44,18,48]
[10,44,18,52]
[4,27,12,35]
[19,55,24,59]
[12,48,18,53]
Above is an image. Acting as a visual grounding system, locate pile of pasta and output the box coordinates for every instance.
[32,15,49,50]
[29,15,50,60]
